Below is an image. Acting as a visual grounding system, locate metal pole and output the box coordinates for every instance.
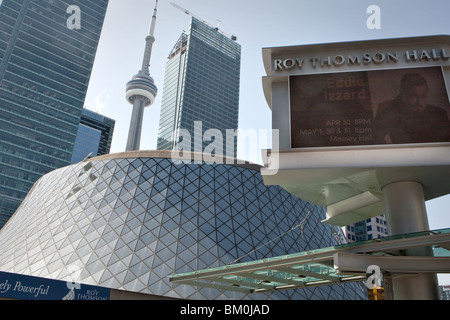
[382,180,439,300]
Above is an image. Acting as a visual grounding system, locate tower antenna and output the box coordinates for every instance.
[141,0,158,72]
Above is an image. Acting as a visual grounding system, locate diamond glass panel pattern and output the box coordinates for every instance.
[0,155,365,300]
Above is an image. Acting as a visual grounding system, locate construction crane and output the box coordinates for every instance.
[170,2,237,41]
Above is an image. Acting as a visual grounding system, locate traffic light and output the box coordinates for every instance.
[367,285,385,300]
[366,265,384,300]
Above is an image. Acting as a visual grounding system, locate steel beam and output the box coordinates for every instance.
[334,253,450,273]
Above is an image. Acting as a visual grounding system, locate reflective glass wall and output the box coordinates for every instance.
[157,18,241,158]
[0,0,109,227]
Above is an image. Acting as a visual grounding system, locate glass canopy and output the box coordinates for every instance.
[169,228,450,293]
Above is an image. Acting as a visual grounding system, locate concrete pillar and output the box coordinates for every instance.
[126,99,145,151]
[382,181,439,300]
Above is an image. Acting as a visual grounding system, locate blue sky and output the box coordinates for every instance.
[84,0,450,284]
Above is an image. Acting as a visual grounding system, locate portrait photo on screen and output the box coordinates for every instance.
[290,67,450,148]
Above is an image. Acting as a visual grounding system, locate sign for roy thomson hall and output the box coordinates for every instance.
[0,270,111,300]
[262,35,450,150]
[261,35,450,226]
[290,66,450,148]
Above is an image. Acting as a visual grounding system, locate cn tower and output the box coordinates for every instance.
[125,0,159,151]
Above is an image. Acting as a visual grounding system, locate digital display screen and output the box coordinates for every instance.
[290,67,450,148]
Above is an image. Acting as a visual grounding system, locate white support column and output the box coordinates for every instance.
[382,181,439,300]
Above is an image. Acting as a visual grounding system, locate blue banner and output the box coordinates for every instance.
[0,271,110,300]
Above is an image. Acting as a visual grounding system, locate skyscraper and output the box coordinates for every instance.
[70,108,115,164]
[0,0,109,227]
[157,16,241,158]
[343,215,388,242]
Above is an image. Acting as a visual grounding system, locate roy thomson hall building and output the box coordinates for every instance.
[0,35,450,300]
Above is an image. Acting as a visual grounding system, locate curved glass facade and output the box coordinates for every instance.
[0,151,365,300]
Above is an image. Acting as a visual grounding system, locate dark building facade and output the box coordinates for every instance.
[71,108,115,164]
[0,0,109,227]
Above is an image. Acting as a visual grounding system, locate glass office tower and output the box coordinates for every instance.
[0,0,109,227]
[70,108,115,164]
[157,17,241,158]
